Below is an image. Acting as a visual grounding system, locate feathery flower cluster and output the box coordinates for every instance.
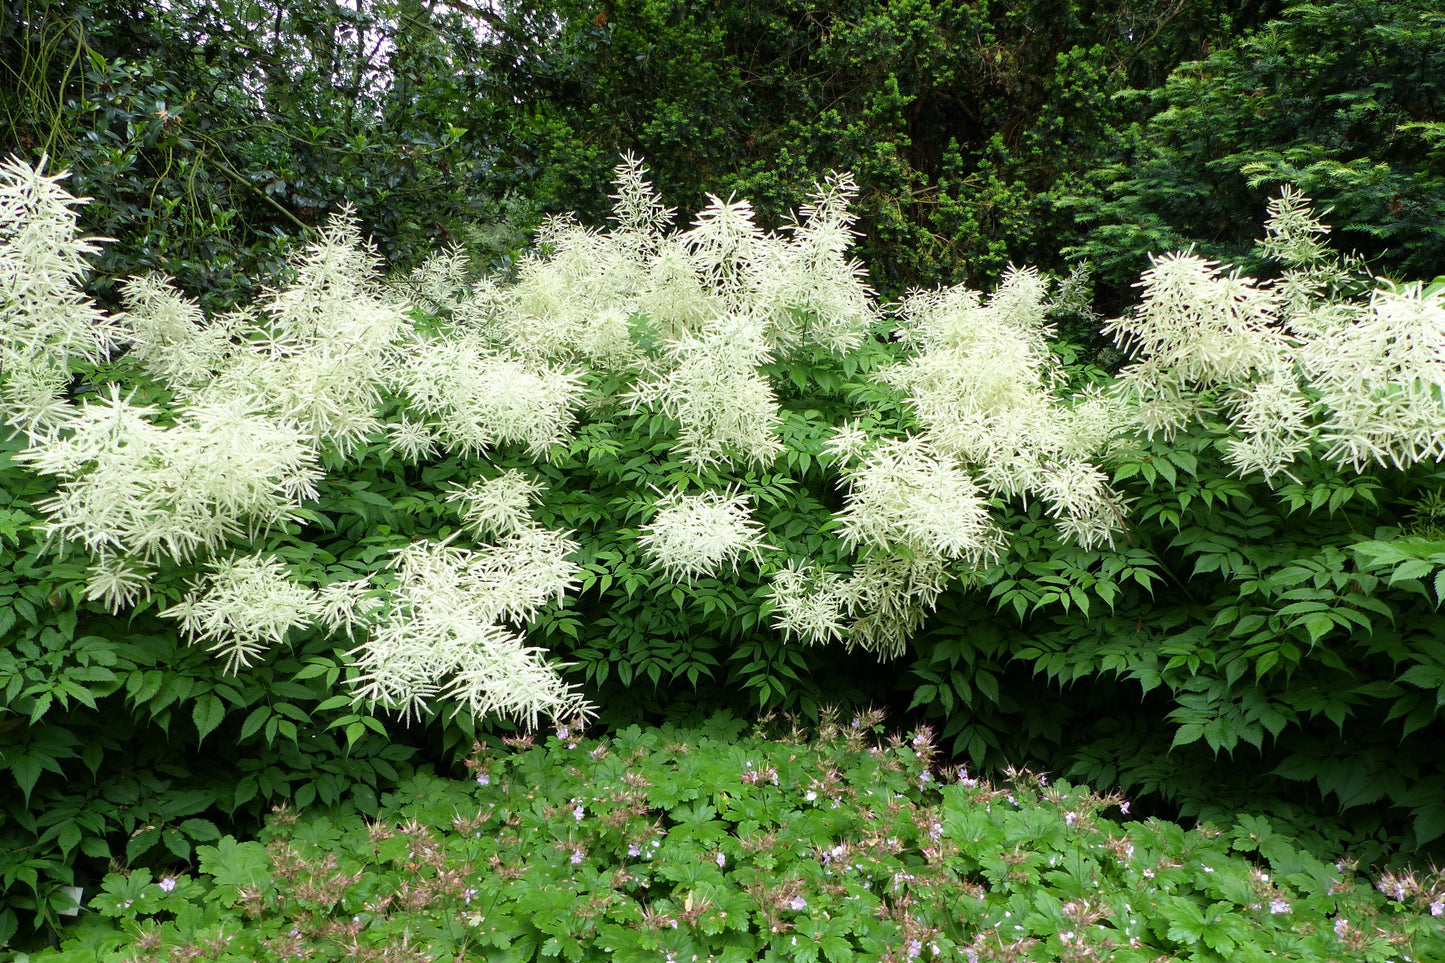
[0,155,120,439]
[393,332,586,458]
[446,469,543,539]
[1106,189,1445,479]
[834,436,1002,566]
[1106,253,1285,390]
[1303,281,1445,470]
[886,268,1130,549]
[638,488,766,583]
[799,435,1003,656]
[767,561,852,646]
[840,549,951,659]
[118,274,239,388]
[162,554,332,672]
[626,313,784,467]
[0,159,590,727]
[347,533,589,727]
[443,156,876,468]
[18,388,319,569]
[192,210,412,454]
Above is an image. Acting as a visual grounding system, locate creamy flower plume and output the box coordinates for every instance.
[118,274,238,388]
[192,210,412,454]
[835,435,1003,566]
[18,388,320,563]
[767,561,851,646]
[1305,281,1445,470]
[638,487,766,583]
[395,332,585,458]
[454,157,876,366]
[0,156,119,438]
[446,469,543,540]
[884,268,1130,548]
[626,314,784,468]
[1106,253,1285,390]
[347,534,589,727]
[163,554,325,672]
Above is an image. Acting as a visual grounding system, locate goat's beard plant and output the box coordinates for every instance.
[5,152,1444,727]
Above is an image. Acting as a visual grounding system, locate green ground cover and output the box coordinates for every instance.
[18,713,1445,963]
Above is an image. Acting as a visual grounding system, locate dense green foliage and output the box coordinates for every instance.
[3,0,1293,305]
[23,714,1445,962]
[7,0,1445,952]
[6,147,1445,956]
[0,0,515,307]
[455,0,1255,293]
[1067,0,1445,304]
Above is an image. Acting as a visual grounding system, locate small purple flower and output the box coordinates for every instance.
[464,887,478,904]
[158,877,176,893]
[906,939,922,959]
[1120,800,1131,815]
[571,848,585,865]
[1269,899,1290,914]
[1430,898,1443,917]
[476,772,490,786]
[628,843,641,858]
[789,896,807,911]
[557,727,570,740]
[715,851,726,868]
[573,804,585,821]
[805,790,818,802]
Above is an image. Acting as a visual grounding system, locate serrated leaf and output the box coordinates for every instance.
[1171,723,1205,748]
[1390,558,1435,584]
[193,694,225,744]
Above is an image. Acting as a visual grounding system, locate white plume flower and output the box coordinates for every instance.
[681,193,767,310]
[315,575,381,639]
[752,172,878,353]
[395,331,585,458]
[0,156,120,439]
[626,313,784,468]
[117,273,237,388]
[18,387,320,563]
[609,152,676,243]
[391,244,472,314]
[189,210,412,455]
[83,552,154,614]
[824,421,873,465]
[1256,185,1335,270]
[1105,252,1285,388]
[634,236,721,341]
[638,487,766,583]
[1304,281,1445,470]
[841,548,950,660]
[347,534,588,727]
[446,469,543,540]
[384,416,439,462]
[834,435,1003,566]
[767,561,850,646]
[1110,360,1205,442]
[162,553,323,672]
[1036,459,1132,551]
[1223,366,1314,481]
